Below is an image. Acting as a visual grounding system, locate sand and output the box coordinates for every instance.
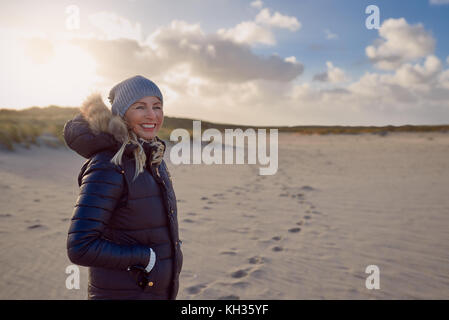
[0,131,448,299]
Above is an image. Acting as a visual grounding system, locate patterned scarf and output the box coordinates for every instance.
[138,137,165,167]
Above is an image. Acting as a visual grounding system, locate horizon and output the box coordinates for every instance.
[2,104,449,129]
[1,0,449,126]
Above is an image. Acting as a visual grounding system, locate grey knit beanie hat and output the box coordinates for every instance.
[108,75,163,117]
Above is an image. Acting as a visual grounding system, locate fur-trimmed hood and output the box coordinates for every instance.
[63,92,166,161]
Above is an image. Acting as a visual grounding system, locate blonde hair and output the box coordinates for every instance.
[109,116,165,181]
[111,131,147,181]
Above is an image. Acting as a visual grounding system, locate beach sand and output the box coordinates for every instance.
[1,131,448,299]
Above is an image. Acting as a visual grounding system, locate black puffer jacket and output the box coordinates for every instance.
[63,94,182,300]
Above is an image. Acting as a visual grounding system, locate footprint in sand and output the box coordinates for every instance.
[0,213,12,218]
[248,256,266,265]
[28,224,44,229]
[220,250,237,256]
[301,185,316,191]
[249,268,265,279]
[304,215,311,220]
[203,206,212,210]
[218,295,240,300]
[187,212,196,216]
[272,246,283,252]
[231,281,250,289]
[296,220,303,226]
[272,236,282,241]
[186,283,208,295]
[288,227,301,233]
[230,268,250,279]
[233,227,250,234]
[183,218,195,223]
[200,197,208,201]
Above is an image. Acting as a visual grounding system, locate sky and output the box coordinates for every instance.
[1,0,449,126]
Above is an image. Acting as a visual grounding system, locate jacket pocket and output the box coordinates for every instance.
[145,258,173,293]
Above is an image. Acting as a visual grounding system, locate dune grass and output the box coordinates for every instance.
[1,106,448,151]
[0,106,78,150]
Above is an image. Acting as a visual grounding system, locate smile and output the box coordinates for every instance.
[141,124,156,129]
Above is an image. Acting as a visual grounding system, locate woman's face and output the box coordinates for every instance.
[124,96,164,141]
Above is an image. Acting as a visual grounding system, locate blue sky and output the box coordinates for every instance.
[1,0,449,125]
[256,0,449,79]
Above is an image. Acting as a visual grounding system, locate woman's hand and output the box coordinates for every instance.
[127,265,154,290]
[127,248,157,290]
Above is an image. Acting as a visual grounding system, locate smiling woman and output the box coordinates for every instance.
[63,75,182,300]
[125,96,164,141]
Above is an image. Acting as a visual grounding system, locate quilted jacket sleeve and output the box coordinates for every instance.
[67,156,150,270]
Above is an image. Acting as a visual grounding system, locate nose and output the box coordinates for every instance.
[144,107,157,119]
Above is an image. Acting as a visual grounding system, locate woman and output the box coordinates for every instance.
[63,75,182,300]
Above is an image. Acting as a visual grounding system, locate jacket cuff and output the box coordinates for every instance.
[144,248,156,273]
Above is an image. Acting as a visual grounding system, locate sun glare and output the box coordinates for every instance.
[1,36,101,109]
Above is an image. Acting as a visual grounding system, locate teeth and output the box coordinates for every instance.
[142,124,155,128]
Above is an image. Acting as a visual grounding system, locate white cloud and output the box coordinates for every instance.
[439,69,449,89]
[206,44,216,57]
[285,56,299,65]
[429,0,449,4]
[167,20,205,36]
[72,19,303,87]
[250,0,263,9]
[217,6,301,46]
[255,8,301,31]
[289,53,449,125]
[88,11,143,43]
[327,62,348,83]
[217,21,275,46]
[324,29,338,40]
[282,56,449,125]
[393,55,442,87]
[349,54,449,106]
[313,61,348,83]
[366,18,435,70]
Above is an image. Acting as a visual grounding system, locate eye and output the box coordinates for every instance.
[153,105,162,110]
[135,105,144,109]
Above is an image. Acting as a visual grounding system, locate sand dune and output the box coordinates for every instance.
[1,132,448,299]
